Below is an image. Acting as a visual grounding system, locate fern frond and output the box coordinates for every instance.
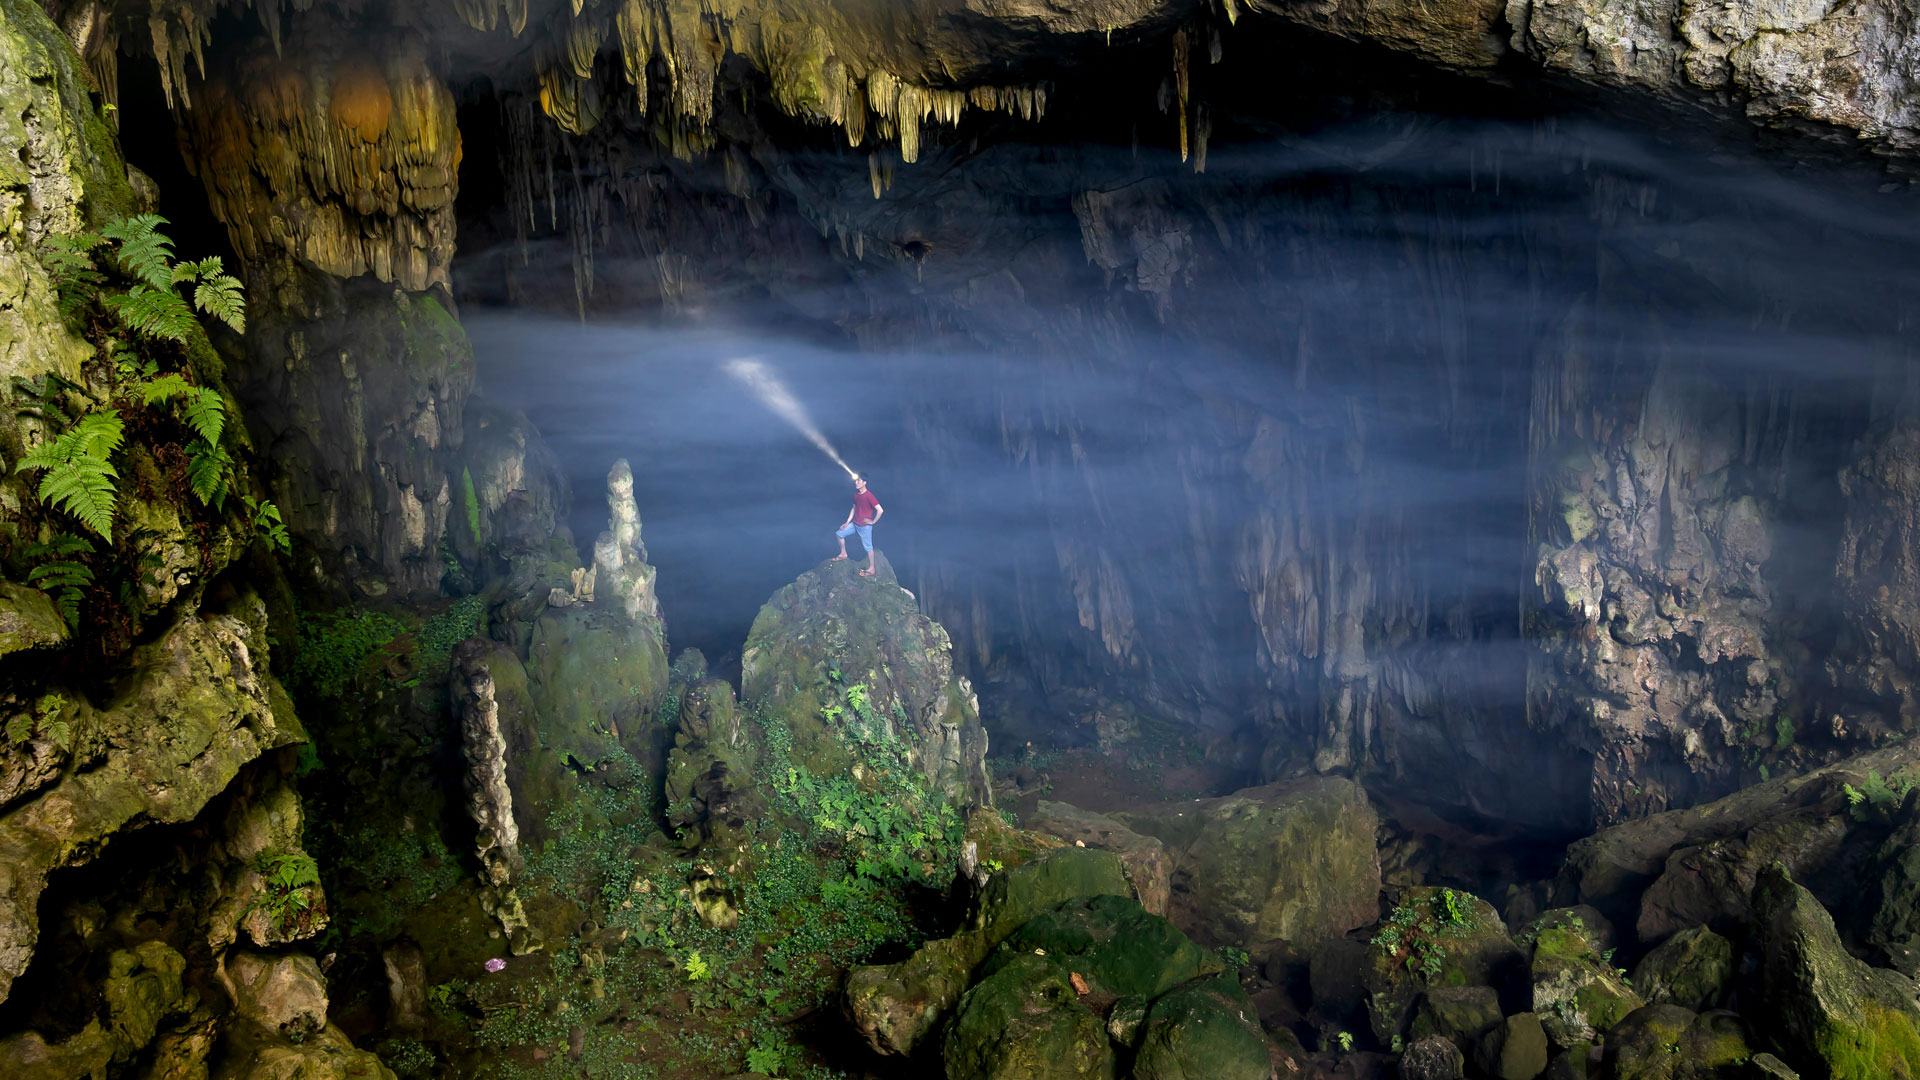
[186,438,230,507]
[27,561,94,590]
[191,273,246,333]
[105,284,196,343]
[12,375,80,425]
[15,412,124,540]
[140,373,193,405]
[184,388,225,445]
[24,534,93,560]
[100,214,175,290]
[40,233,105,325]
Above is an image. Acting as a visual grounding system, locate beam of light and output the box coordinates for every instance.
[725,357,858,479]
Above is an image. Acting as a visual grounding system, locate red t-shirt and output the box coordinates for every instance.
[852,490,880,525]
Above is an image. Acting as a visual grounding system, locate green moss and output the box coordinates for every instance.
[1560,491,1597,543]
[461,466,481,544]
[1814,1000,1920,1080]
[289,605,407,699]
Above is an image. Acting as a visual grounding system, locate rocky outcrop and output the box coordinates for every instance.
[1752,863,1920,1079]
[1031,800,1173,918]
[743,553,990,807]
[0,613,303,1003]
[1115,776,1381,957]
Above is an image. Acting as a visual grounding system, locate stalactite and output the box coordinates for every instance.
[179,35,462,291]
[1172,29,1190,162]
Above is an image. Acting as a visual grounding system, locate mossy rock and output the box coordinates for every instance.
[941,952,1113,1080]
[526,602,669,779]
[1117,776,1379,959]
[1475,1011,1550,1080]
[741,553,988,805]
[1633,927,1733,1012]
[964,805,1064,875]
[1401,1033,1467,1079]
[1531,923,1643,1047]
[1366,888,1526,1042]
[985,893,1223,1000]
[848,847,1132,1056]
[1604,1004,1755,1080]
[0,583,67,658]
[663,678,762,852]
[1411,985,1502,1052]
[1752,863,1920,1080]
[1132,972,1271,1080]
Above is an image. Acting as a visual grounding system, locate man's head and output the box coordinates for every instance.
[853,475,867,492]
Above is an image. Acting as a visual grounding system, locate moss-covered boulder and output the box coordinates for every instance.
[985,893,1222,999]
[742,553,989,806]
[847,847,1132,1055]
[1031,800,1172,917]
[1531,920,1642,1047]
[1411,985,1502,1052]
[1475,1012,1550,1080]
[1752,863,1920,1080]
[1633,926,1733,1012]
[1636,813,1849,944]
[1365,888,1526,1042]
[1603,1005,1755,1080]
[526,601,670,776]
[941,952,1113,1080]
[1115,776,1379,958]
[1132,972,1272,1080]
[0,584,66,659]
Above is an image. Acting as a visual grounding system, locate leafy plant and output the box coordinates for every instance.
[1845,768,1920,822]
[256,850,322,932]
[136,367,232,507]
[745,1033,789,1075]
[15,411,125,540]
[24,534,95,628]
[682,951,712,981]
[5,693,72,752]
[96,214,245,341]
[1371,888,1483,980]
[1335,1030,1354,1052]
[244,495,290,555]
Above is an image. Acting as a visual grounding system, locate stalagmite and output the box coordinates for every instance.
[593,460,661,622]
[450,641,534,952]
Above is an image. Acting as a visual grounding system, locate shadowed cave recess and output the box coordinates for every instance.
[5,0,1920,1077]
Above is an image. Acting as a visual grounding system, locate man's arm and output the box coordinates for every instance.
[870,502,884,523]
[844,505,856,526]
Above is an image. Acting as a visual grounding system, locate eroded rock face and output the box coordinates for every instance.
[0,613,302,1003]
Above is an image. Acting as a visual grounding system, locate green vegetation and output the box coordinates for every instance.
[243,494,290,555]
[1371,887,1483,979]
[408,595,485,687]
[43,213,244,341]
[256,850,323,933]
[289,607,408,699]
[24,534,95,627]
[5,693,72,752]
[15,411,125,539]
[462,466,481,543]
[1845,768,1919,823]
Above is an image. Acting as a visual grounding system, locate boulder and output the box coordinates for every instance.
[742,554,989,806]
[1115,775,1380,957]
[941,952,1112,1080]
[0,583,67,659]
[103,941,189,1050]
[225,951,329,1038]
[1751,863,1920,1080]
[1032,800,1172,917]
[1530,922,1642,1047]
[1400,1034,1466,1080]
[1364,888,1527,1042]
[1635,813,1848,944]
[229,1023,399,1080]
[1107,995,1150,1048]
[1133,972,1272,1080]
[525,601,670,776]
[1748,1053,1801,1078]
[1410,985,1502,1052]
[663,678,762,852]
[1862,794,1920,976]
[1631,926,1733,1012]
[1475,1012,1549,1080]
[1603,1005,1754,1080]
[847,847,1131,1055]
[1517,907,1615,957]
[1308,936,1373,1026]
[987,893,1222,999]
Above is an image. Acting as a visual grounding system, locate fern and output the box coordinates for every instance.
[244,495,291,556]
[100,213,175,290]
[139,373,193,405]
[182,388,225,445]
[180,257,245,333]
[16,412,124,540]
[25,535,95,630]
[39,231,105,323]
[104,283,197,343]
[186,438,231,507]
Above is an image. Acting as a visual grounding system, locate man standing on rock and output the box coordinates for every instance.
[833,475,884,577]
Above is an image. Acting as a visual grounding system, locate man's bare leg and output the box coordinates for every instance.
[860,549,876,576]
[833,534,849,561]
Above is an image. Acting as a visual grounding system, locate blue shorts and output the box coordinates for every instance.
[837,523,874,552]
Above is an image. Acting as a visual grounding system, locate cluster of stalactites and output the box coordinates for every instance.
[179,38,462,291]
[523,0,1049,168]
